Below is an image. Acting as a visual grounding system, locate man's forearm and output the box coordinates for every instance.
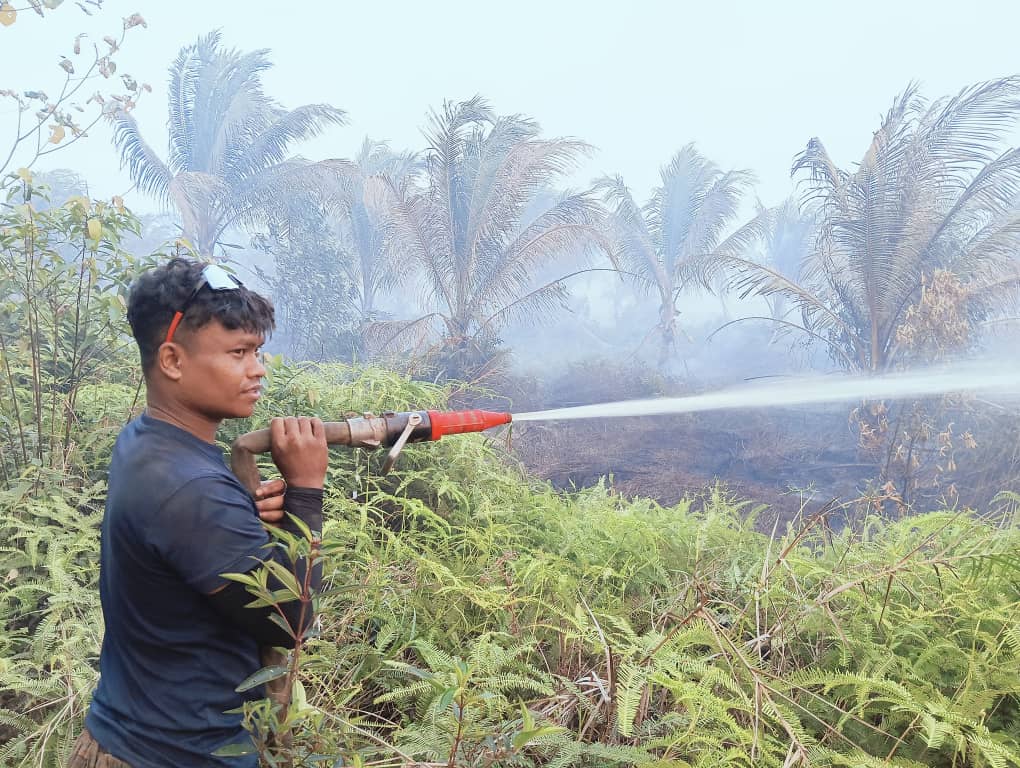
[278,487,324,541]
[273,487,323,633]
[208,488,324,648]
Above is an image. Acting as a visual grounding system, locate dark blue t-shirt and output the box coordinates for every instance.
[86,413,268,767]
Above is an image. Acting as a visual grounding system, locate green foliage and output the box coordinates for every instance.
[4,350,1020,766]
[0,482,104,767]
[0,181,147,766]
[0,175,148,492]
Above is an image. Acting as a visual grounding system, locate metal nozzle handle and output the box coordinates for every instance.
[381,412,423,474]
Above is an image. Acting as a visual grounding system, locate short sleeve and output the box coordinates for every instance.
[148,473,269,594]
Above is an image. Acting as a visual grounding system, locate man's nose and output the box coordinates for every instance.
[249,352,267,378]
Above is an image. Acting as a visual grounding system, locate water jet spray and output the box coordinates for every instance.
[230,363,1020,492]
[513,363,1020,423]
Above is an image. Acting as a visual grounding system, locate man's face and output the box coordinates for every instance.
[175,320,266,420]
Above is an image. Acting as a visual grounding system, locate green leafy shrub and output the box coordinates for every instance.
[0,175,149,494]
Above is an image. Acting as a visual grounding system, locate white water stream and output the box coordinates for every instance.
[513,363,1020,422]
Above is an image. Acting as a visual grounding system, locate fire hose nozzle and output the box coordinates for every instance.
[427,409,512,440]
[230,409,512,493]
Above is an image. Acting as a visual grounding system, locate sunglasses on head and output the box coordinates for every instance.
[164,264,243,344]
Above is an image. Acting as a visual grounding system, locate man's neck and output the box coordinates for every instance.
[145,399,221,444]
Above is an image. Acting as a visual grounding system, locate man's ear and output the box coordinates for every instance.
[155,342,184,382]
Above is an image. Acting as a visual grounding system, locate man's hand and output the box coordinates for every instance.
[254,478,287,523]
[269,416,328,490]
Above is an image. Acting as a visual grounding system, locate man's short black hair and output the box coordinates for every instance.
[127,257,275,373]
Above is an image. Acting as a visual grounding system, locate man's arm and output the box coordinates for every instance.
[207,487,324,649]
[208,417,329,648]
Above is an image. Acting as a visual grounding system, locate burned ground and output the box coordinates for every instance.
[508,408,864,531]
[465,362,1020,531]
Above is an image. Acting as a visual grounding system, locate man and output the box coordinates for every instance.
[70,257,328,767]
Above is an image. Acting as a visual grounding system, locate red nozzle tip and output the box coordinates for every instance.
[427,409,512,440]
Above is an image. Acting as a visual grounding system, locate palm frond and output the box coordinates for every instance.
[688,205,773,292]
[467,191,605,320]
[917,76,1020,178]
[356,137,422,181]
[168,170,229,255]
[464,127,590,275]
[111,112,172,206]
[365,313,442,358]
[231,103,348,182]
[166,31,211,173]
[421,95,493,230]
[791,137,847,204]
[679,168,757,269]
[225,158,352,238]
[370,176,453,313]
[763,197,817,280]
[924,147,1020,259]
[594,174,666,292]
[190,43,275,175]
[716,254,864,365]
[473,279,572,336]
[647,145,720,269]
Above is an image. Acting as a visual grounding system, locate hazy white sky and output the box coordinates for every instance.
[4,0,1019,212]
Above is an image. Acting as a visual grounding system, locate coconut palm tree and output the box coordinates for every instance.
[375,96,606,379]
[597,145,765,366]
[717,78,1020,373]
[111,30,347,257]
